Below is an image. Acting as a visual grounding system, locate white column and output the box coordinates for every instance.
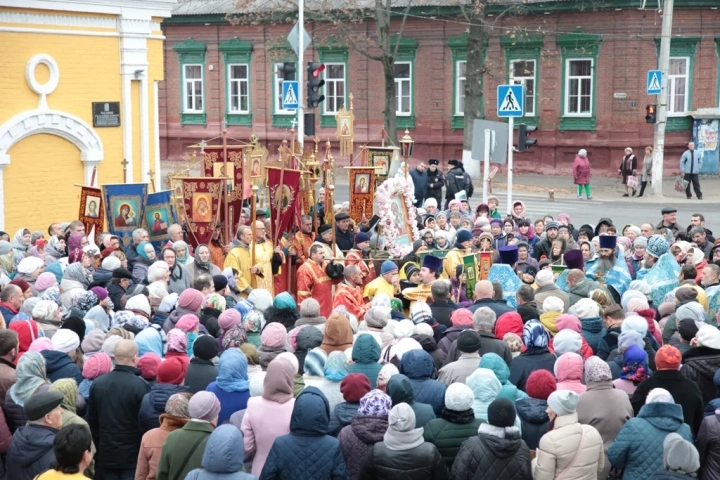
[122,75,134,182]
[140,76,150,183]
[153,80,161,192]
[83,160,100,186]
[0,155,9,231]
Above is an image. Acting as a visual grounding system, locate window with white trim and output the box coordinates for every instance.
[183,64,204,113]
[228,64,249,113]
[323,64,345,115]
[510,59,536,116]
[394,62,412,115]
[668,57,689,115]
[274,62,295,115]
[564,59,592,116]
[455,60,466,116]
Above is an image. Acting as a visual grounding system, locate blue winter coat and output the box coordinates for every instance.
[347,334,382,389]
[479,352,528,403]
[328,401,360,437]
[259,387,347,480]
[608,402,693,480]
[40,350,83,385]
[515,397,550,450]
[138,383,190,434]
[184,424,256,480]
[206,382,251,426]
[5,424,56,480]
[579,316,606,354]
[399,349,447,416]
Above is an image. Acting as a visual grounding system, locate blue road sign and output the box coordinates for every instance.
[647,70,662,95]
[282,81,299,109]
[497,84,524,117]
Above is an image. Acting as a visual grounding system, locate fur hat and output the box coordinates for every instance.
[487,398,516,428]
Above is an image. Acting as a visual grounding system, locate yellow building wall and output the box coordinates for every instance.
[0,7,167,234]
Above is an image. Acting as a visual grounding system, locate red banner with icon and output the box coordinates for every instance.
[267,167,301,244]
[78,186,105,242]
[180,178,223,248]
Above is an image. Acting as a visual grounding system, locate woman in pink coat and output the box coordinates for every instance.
[240,356,296,477]
[573,149,592,199]
[554,352,586,394]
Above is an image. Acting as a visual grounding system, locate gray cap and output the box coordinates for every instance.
[24,391,64,421]
[0,241,11,256]
[663,432,700,474]
[547,390,579,416]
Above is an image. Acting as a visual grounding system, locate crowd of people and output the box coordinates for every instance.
[0,165,720,480]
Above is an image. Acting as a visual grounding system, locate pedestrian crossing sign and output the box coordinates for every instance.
[497,84,524,117]
[647,70,662,95]
[282,81,299,110]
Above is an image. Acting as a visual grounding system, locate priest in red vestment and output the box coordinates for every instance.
[333,264,369,321]
[296,243,333,318]
[344,232,376,287]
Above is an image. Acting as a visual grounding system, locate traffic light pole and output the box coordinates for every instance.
[297,0,304,150]
[651,0,673,196]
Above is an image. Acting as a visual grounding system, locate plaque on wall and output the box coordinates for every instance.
[92,102,121,127]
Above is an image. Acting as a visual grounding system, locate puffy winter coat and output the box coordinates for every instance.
[573,154,591,185]
[328,401,360,437]
[450,425,532,480]
[479,353,528,403]
[259,387,347,480]
[399,350,447,416]
[5,424,56,480]
[386,374,436,428]
[697,412,720,480]
[184,424,255,480]
[184,358,218,394]
[532,413,604,480]
[338,415,388,480]
[347,334,382,388]
[360,439,448,480]
[579,317,606,354]
[508,348,556,392]
[608,402,693,480]
[40,350,83,385]
[423,410,482,468]
[680,346,720,405]
[138,383,190,434]
[515,397,549,450]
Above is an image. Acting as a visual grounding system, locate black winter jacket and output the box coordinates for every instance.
[681,346,720,405]
[88,365,150,470]
[5,424,56,480]
[199,307,222,338]
[697,412,720,480]
[508,348,557,392]
[138,383,190,434]
[423,409,482,468]
[430,300,456,329]
[409,168,428,200]
[445,166,473,199]
[450,427,532,480]
[360,441,448,480]
[184,358,218,394]
[426,169,445,201]
[515,397,550,450]
[41,350,83,385]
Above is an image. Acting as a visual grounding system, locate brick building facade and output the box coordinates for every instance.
[160,1,720,176]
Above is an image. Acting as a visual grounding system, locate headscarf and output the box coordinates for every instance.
[358,389,392,416]
[84,306,110,332]
[42,286,63,308]
[215,349,250,393]
[135,325,166,357]
[620,344,648,383]
[136,242,153,262]
[262,357,295,403]
[67,234,85,264]
[167,328,188,354]
[165,392,192,419]
[523,319,550,349]
[11,228,29,252]
[46,236,65,259]
[74,291,99,316]
[63,262,90,289]
[222,324,247,350]
[172,241,190,265]
[193,244,213,272]
[243,311,262,334]
[8,351,48,406]
[49,378,79,414]
[324,351,349,382]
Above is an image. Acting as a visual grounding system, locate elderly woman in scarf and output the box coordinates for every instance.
[186,244,221,285]
[165,328,189,367]
[172,240,193,266]
[15,256,44,296]
[0,241,15,279]
[509,319,556,391]
[161,248,190,295]
[44,236,66,266]
[4,351,50,432]
[206,349,251,425]
[132,241,156,284]
[10,228,31,263]
[49,378,96,476]
[60,263,91,310]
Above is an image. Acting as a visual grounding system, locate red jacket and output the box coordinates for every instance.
[573,155,591,185]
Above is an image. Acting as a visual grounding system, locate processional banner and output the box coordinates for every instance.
[180,178,223,248]
[78,187,104,242]
[102,183,148,249]
[144,190,177,250]
[267,166,302,244]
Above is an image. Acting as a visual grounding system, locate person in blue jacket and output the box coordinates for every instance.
[206,348,251,425]
[259,387,347,480]
[184,424,256,479]
[399,349,447,416]
[347,334,382,389]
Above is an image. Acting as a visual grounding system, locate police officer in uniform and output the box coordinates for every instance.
[426,158,445,208]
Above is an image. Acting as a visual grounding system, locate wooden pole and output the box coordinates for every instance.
[250,184,258,268]
[222,122,230,245]
[329,185,336,255]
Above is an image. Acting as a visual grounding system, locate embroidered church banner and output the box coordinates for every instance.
[202,148,251,234]
[267,166,301,244]
[102,183,148,249]
[78,186,104,242]
[348,168,375,225]
[180,178,223,248]
[144,190,177,249]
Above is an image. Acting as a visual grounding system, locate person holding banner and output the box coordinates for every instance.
[251,220,283,296]
[291,215,315,269]
[297,244,334,318]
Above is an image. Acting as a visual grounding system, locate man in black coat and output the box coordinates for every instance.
[409,162,428,208]
[429,281,455,329]
[334,213,355,253]
[107,267,133,311]
[445,159,473,208]
[88,339,150,479]
[631,345,704,436]
[425,159,445,208]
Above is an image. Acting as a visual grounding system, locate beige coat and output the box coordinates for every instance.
[534,285,571,314]
[531,412,604,480]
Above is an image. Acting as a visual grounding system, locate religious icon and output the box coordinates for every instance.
[354,174,370,194]
[373,155,389,176]
[251,159,261,177]
[340,117,351,136]
[213,162,235,189]
[390,196,407,227]
[273,184,293,212]
[148,209,169,235]
[84,197,100,218]
[192,193,212,222]
[114,201,137,228]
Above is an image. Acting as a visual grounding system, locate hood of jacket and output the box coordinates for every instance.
[351,415,388,445]
[479,352,510,384]
[638,401,686,431]
[352,334,381,364]
[467,368,502,402]
[595,218,613,236]
[554,353,584,383]
[412,334,439,352]
[149,383,189,412]
[290,386,330,436]
[580,316,604,334]
[387,374,414,404]
[479,428,523,459]
[569,278,597,298]
[399,349,434,380]
[515,397,549,424]
[40,350,76,374]
[334,402,360,425]
[11,424,56,467]
[200,424,245,473]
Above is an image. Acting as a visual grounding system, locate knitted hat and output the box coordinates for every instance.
[535,269,554,287]
[51,330,80,354]
[193,335,220,360]
[9,279,30,293]
[547,390,579,416]
[487,398,516,427]
[409,302,433,325]
[393,320,415,339]
[189,391,221,422]
[261,322,287,348]
[101,335,122,358]
[553,330,582,356]
[35,272,57,292]
[656,345,682,370]
[355,232,371,245]
[622,315,648,336]
[89,287,108,302]
[101,256,122,271]
[157,357,188,385]
[137,353,162,380]
[364,307,390,329]
[634,237,648,248]
[457,330,481,353]
[677,318,701,342]
[526,370,556,400]
[212,275,228,291]
[676,302,705,323]
[647,387,675,404]
[545,221,559,231]
[178,289,204,312]
[646,235,669,258]
[444,383,474,412]
[618,330,645,350]
[304,347,327,376]
[273,292,297,310]
[555,314,581,333]
[60,316,86,343]
[82,352,113,380]
[340,373,372,402]
[451,309,474,326]
[456,229,473,244]
[381,261,398,276]
[574,298,600,319]
[585,356,612,382]
[377,363,399,389]
[358,389,393,416]
[543,296,565,313]
[125,295,151,316]
[663,432,700,475]
[627,297,649,312]
[81,329,105,354]
[175,314,200,333]
[218,309,242,330]
[300,298,321,318]
[16,257,44,275]
[32,300,58,322]
[413,323,433,337]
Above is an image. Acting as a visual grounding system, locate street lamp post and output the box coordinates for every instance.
[400,129,414,179]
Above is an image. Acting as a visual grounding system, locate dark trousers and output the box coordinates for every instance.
[103,468,136,480]
[638,181,648,197]
[684,173,702,199]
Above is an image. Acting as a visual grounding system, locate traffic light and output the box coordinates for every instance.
[307,62,325,108]
[518,124,537,151]
[277,62,296,81]
[645,104,657,124]
[304,112,315,137]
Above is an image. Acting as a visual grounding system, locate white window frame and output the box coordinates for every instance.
[455,60,466,116]
[323,63,346,115]
[183,64,204,113]
[394,61,413,116]
[227,63,250,114]
[509,59,536,117]
[274,62,295,115]
[668,56,689,116]
[564,58,593,117]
